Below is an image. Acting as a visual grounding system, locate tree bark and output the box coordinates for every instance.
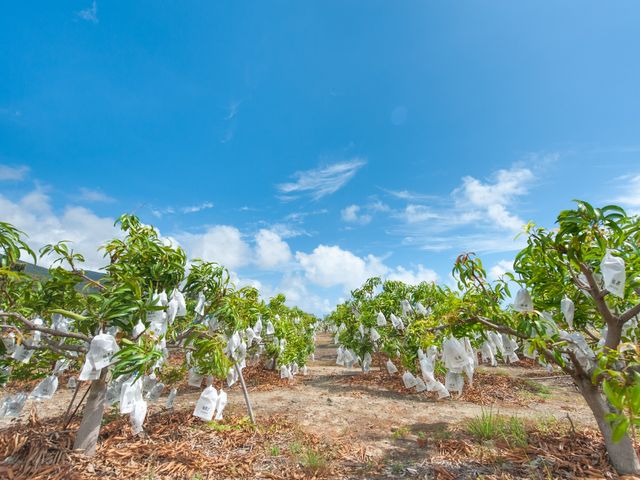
[72,371,108,455]
[577,377,640,475]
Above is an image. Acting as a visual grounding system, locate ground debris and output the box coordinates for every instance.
[0,408,368,480]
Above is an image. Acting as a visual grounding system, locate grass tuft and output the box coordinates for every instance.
[466,408,528,447]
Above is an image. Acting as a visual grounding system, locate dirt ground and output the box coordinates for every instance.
[1,333,596,474]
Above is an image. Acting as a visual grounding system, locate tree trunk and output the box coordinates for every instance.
[73,372,108,455]
[577,377,640,475]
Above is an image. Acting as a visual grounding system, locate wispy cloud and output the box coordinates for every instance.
[387,163,541,254]
[77,187,114,203]
[341,205,372,225]
[225,100,242,121]
[77,1,98,23]
[0,164,29,181]
[182,202,214,214]
[383,189,439,202]
[277,158,366,201]
[612,173,640,215]
[150,202,214,218]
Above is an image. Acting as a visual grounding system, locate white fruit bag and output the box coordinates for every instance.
[487,331,504,356]
[280,365,291,379]
[445,371,464,394]
[53,359,70,375]
[130,399,148,435]
[67,377,78,390]
[78,357,102,381]
[132,320,146,338]
[362,352,372,373]
[370,328,381,342]
[214,389,228,420]
[2,334,15,355]
[88,332,120,370]
[166,388,177,409]
[30,375,59,400]
[266,321,275,335]
[146,382,165,402]
[254,317,263,335]
[601,250,626,298]
[501,334,520,363]
[514,289,534,312]
[0,392,28,418]
[51,313,70,333]
[188,368,204,387]
[166,297,179,325]
[193,386,218,421]
[402,371,418,389]
[106,376,126,405]
[376,312,387,327]
[194,292,207,316]
[434,381,451,399]
[480,341,497,366]
[11,344,33,363]
[401,300,414,317]
[414,377,427,393]
[226,366,238,387]
[442,337,468,372]
[560,297,575,329]
[415,302,428,316]
[336,346,345,366]
[171,289,187,317]
[32,317,44,346]
[246,327,256,346]
[119,377,143,414]
[147,293,168,337]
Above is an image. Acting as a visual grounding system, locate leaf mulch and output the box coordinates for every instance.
[0,408,370,480]
[337,369,548,406]
[424,425,634,479]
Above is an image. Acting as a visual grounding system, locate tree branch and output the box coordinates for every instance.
[23,340,80,359]
[619,302,640,325]
[471,316,528,340]
[0,311,92,342]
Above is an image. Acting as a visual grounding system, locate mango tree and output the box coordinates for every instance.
[454,201,640,475]
[1,214,317,455]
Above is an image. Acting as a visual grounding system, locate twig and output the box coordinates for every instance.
[63,384,91,430]
[0,311,91,342]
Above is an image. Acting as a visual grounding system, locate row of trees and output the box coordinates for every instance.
[327,201,640,475]
[0,215,317,455]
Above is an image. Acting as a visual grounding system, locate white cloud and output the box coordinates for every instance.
[454,167,534,231]
[387,265,438,284]
[278,273,333,315]
[179,226,251,269]
[0,189,117,270]
[295,244,437,292]
[77,1,98,23]
[384,189,437,202]
[78,187,115,203]
[255,229,292,269]
[388,165,537,254]
[181,202,214,214]
[296,245,387,290]
[0,164,29,181]
[614,174,640,213]
[489,259,514,280]
[277,158,366,200]
[402,204,440,224]
[341,205,372,225]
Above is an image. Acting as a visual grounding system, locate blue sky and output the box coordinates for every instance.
[1,1,640,314]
